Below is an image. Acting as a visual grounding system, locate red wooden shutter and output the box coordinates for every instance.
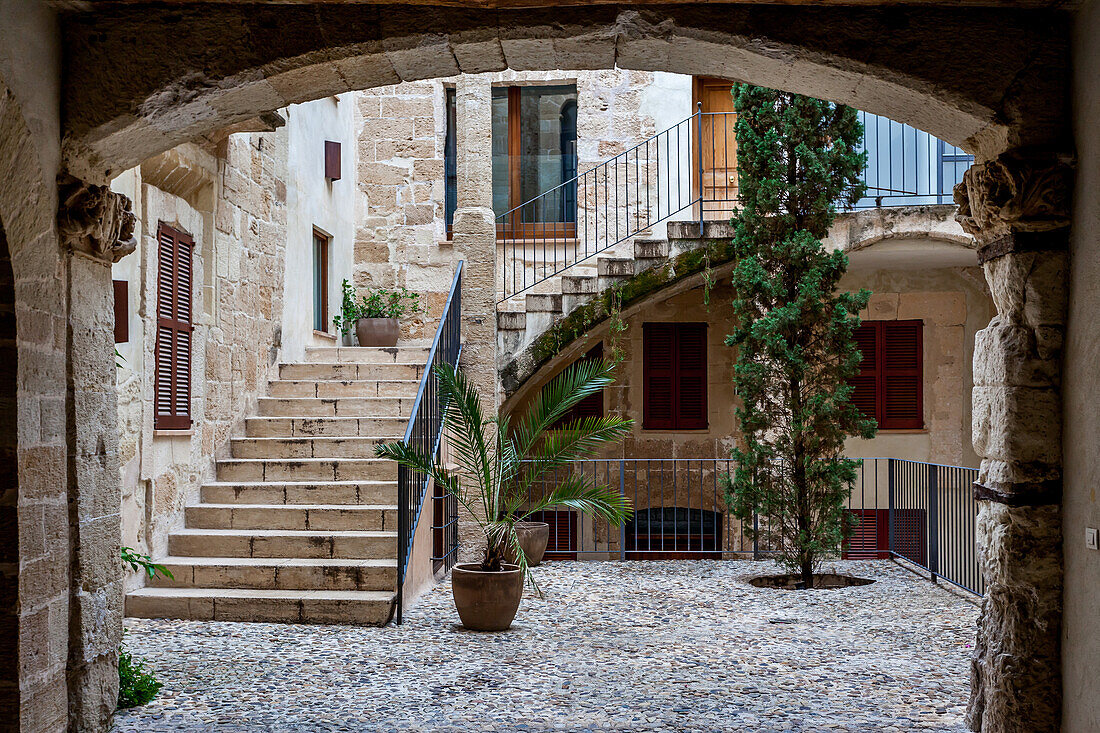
[676,323,708,429]
[325,141,341,180]
[849,322,880,421]
[550,343,604,429]
[880,320,923,429]
[154,223,193,430]
[113,280,128,343]
[643,324,676,429]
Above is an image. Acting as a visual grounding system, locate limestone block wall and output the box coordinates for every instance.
[112,131,288,591]
[351,69,694,310]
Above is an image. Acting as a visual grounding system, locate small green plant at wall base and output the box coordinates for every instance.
[332,279,422,336]
[121,546,174,580]
[118,647,163,709]
[118,547,172,709]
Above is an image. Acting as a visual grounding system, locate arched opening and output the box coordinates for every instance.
[0,217,18,724]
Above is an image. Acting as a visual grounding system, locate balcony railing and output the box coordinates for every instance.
[497,107,973,302]
[516,457,983,597]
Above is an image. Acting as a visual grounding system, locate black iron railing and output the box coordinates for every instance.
[517,457,983,596]
[395,262,463,625]
[497,107,973,302]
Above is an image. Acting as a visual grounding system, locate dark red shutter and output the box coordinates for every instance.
[154,223,193,430]
[113,280,128,343]
[644,323,708,430]
[643,324,676,429]
[676,324,708,429]
[849,323,880,421]
[325,141,341,180]
[551,343,604,429]
[880,320,923,429]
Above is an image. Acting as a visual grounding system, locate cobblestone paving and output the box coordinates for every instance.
[112,560,978,732]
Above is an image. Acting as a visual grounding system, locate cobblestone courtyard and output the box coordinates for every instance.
[112,560,978,732]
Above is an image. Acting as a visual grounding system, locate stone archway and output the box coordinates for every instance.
[59,4,1070,182]
[34,4,1078,732]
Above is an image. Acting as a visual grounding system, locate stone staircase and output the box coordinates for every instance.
[125,345,429,626]
[499,221,716,356]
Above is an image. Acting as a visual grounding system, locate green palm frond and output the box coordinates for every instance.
[375,357,634,587]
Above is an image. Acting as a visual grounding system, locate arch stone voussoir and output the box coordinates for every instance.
[59,4,1070,184]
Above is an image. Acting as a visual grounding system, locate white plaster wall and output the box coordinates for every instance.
[282,95,357,359]
[639,72,695,234]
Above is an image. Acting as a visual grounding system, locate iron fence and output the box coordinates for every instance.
[497,107,973,301]
[515,457,983,596]
[395,262,463,624]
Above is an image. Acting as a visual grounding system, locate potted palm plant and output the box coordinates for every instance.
[331,279,421,347]
[377,359,633,631]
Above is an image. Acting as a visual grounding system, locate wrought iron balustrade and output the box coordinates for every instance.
[514,457,984,596]
[497,107,973,302]
[394,262,463,625]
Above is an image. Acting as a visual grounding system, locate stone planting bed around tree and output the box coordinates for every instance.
[112,560,978,732]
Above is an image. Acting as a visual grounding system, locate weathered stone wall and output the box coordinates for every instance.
[112,132,288,590]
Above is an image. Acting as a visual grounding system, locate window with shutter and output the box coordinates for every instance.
[113,280,128,343]
[154,223,194,430]
[324,141,341,181]
[643,323,708,430]
[847,320,923,430]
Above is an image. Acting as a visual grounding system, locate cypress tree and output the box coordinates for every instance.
[725,86,877,588]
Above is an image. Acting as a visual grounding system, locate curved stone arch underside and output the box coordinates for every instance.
[61,4,1070,182]
[499,206,977,410]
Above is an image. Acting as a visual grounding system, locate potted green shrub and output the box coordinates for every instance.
[377,359,633,631]
[332,279,421,347]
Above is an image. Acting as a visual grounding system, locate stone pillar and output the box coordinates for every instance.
[954,150,1074,733]
[57,177,136,730]
[450,75,498,562]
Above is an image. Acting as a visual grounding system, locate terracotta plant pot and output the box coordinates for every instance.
[504,522,550,567]
[451,563,524,631]
[355,317,399,347]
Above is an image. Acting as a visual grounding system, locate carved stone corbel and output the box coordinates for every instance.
[58,175,137,263]
[953,149,1074,262]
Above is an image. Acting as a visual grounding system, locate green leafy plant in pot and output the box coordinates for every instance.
[331,279,421,347]
[377,359,633,631]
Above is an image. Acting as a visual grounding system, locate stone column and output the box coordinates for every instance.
[450,75,498,562]
[57,177,136,730]
[954,150,1074,733]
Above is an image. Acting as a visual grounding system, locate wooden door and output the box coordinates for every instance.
[693,77,738,220]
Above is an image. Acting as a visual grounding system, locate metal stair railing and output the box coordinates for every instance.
[394,261,463,625]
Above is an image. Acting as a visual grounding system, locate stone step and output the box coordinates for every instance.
[147,557,397,592]
[184,504,396,532]
[201,481,397,506]
[231,436,399,458]
[244,416,407,439]
[167,528,396,560]
[125,587,394,625]
[304,346,430,363]
[525,293,563,313]
[279,362,424,381]
[216,458,397,482]
[634,238,670,259]
[562,293,595,316]
[498,311,527,331]
[561,274,597,295]
[257,396,413,418]
[268,379,421,399]
[597,257,634,277]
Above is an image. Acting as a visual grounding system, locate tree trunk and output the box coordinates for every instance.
[801,558,814,589]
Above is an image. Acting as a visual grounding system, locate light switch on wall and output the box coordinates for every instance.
[1087,527,1099,551]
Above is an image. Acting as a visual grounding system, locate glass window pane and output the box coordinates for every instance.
[444,88,457,235]
[491,88,510,218]
[518,85,576,224]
